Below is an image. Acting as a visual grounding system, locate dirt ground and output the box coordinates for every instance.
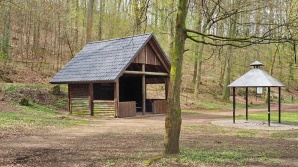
[0,104,297,166]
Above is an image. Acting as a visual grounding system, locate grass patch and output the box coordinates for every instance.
[176,147,249,166]
[236,130,258,138]
[0,101,87,128]
[195,101,232,110]
[181,109,201,114]
[237,111,298,123]
[271,131,298,138]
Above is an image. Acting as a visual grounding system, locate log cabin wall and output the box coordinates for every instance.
[93,83,115,117]
[69,84,89,114]
[93,100,115,117]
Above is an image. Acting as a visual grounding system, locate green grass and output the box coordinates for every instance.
[175,147,249,166]
[236,130,258,138]
[184,100,268,113]
[0,101,87,128]
[237,111,298,123]
[271,131,298,138]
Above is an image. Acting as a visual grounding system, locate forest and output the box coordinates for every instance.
[0,0,298,99]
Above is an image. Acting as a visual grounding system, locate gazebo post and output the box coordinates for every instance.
[268,87,271,126]
[246,87,248,121]
[278,87,281,123]
[233,87,236,123]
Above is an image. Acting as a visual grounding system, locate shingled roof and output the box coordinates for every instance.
[50,33,170,84]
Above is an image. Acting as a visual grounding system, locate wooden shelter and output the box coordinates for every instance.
[228,61,285,126]
[50,34,170,117]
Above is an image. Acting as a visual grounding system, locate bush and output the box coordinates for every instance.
[50,85,60,95]
[19,97,29,106]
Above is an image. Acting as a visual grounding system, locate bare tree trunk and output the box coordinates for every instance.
[164,0,188,155]
[86,0,95,43]
[222,0,238,102]
[194,36,204,97]
[98,0,105,41]
[1,4,11,61]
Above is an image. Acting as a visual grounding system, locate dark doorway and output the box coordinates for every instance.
[93,83,114,100]
[119,76,142,111]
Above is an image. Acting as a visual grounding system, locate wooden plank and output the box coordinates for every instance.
[123,71,169,76]
[148,40,170,73]
[133,48,145,64]
[114,79,119,117]
[147,44,161,65]
[93,100,115,117]
[89,83,94,116]
[142,64,146,115]
[118,101,136,117]
[152,100,167,114]
[68,84,71,114]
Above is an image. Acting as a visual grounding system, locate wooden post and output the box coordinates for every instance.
[278,87,281,123]
[233,87,236,123]
[246,87,248,121]
[142,64,146,115]
[165,77,169,99]
[114,79,119,117]
[89,83,94,116]
[268,87,271,126]
[68,84,72,114]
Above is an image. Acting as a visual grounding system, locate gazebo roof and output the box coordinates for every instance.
[228,61,285,87]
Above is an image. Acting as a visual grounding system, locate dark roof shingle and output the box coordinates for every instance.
[50,33,164,83]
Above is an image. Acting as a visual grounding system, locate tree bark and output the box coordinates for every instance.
[222,0,238,102]
[86,0,95,43]
[164,0,188,155]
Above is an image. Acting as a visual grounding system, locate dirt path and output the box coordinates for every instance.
[0,105,297,166]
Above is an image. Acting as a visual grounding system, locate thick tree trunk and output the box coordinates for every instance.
[164,0,188,155]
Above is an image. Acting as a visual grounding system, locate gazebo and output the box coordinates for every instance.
[228,61,285,126]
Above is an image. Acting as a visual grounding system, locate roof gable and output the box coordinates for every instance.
[50,33,170,84]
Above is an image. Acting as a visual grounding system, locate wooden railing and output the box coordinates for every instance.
[118,101,136,118]
[93,100,115,117]
[71,97,89,115]
[152,100,167,114]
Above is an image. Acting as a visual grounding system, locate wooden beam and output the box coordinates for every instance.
[246,87,248,121]
[278,87,281,123]
[233,87,236,123]
[114,79,119,117]
[89,83,94,116]
[142,64,146,115]
[268,87,271,126]
[123,70,169,76]
[68,84,72,114]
